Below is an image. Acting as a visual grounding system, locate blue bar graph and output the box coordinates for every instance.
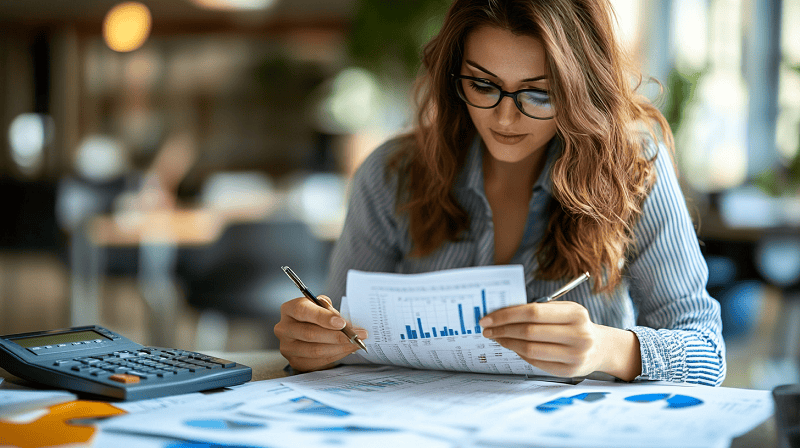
[398,290,487,340]
[458,304,466,335]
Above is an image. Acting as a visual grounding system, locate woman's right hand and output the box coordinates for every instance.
[274,295,368,372]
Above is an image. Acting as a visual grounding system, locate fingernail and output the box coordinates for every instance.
[483,328,493,337]
[331,317,346,329]
[480,317,492,327]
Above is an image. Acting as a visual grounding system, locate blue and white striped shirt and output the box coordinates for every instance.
[327,136,726,386]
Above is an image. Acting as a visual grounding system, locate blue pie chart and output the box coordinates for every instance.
[625,393,703,409]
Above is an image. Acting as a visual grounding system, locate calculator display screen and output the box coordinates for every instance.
[9,330,110,348]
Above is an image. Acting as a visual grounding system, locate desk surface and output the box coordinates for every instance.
[0,351,778,448]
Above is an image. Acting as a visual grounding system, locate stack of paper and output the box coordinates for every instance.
[0,390,77,418]
[95,365,774,448]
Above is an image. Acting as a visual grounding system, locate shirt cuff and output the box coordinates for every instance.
[628,326,687,382]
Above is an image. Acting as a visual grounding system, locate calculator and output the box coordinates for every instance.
[0,325,252,401]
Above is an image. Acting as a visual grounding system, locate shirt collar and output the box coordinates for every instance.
[456,135,561,195]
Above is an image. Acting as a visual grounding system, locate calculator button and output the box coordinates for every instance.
[205,357,236,368]
[109,374,140,384]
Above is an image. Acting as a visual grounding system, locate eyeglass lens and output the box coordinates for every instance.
[456,77,554,119]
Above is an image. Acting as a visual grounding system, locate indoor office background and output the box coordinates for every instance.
[0,0,798,390]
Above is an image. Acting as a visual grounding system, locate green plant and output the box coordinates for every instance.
[347,0,451,83]
[662,68,703,139]
[753,64,800,197]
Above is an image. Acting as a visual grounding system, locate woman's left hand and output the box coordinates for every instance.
[479,301,640,379]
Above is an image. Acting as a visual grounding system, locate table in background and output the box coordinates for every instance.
[70,209,225,348]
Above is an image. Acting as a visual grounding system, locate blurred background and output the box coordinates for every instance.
[0,0,797,390]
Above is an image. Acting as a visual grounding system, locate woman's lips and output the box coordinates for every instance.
[490,129,526,145]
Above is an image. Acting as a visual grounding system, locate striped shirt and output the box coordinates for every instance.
[327,136,726,386]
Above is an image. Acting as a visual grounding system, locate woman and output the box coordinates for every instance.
[274,0,726,385]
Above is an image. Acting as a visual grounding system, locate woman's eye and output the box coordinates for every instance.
[469,81,496,94]
[520,90,551,105]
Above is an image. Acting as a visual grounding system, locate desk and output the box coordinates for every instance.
[0,351,778,448]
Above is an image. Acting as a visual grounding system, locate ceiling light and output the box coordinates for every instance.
[103,2,152,53]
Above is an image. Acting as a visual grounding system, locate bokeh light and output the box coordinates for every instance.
[74,135,129,182]
[8,113,52,175]
[103,2,152,53]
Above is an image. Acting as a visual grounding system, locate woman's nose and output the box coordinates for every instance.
[494,96,520,126]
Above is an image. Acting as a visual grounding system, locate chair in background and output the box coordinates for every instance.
[176,219,331,351]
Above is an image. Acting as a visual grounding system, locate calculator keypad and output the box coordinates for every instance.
[52,348,235,384]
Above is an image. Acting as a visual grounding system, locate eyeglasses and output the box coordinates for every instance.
[451,74,555,120]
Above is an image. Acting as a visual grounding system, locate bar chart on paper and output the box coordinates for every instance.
[346,266,527,344]
[397,290,491,340]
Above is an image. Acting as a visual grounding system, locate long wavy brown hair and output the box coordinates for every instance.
[392,0,675,293]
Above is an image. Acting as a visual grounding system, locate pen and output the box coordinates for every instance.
[281,266,368,353]
[534,272,591,303]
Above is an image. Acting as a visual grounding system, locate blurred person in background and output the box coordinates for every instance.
[275,0,725,386]
[125,131,198,212]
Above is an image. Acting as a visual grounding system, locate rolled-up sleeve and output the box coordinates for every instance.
[627,144,726,386]
[325,142,403,309]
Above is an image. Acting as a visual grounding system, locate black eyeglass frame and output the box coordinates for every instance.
[451,73,555,120]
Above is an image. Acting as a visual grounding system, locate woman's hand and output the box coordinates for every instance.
[479,301,641,380]
[274,295,368,372]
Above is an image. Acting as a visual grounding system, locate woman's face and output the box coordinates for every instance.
[459,26,558,165]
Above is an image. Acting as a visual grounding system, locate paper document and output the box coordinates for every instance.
[476,381,774,448]
[279,364,567,424]
[0,390,77,418]
[341,265,553,376]
[100,374,463,448]
[97,365,774,448]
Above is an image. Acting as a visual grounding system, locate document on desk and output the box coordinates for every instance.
[0,390,77,418]
[99,374,465,448]
[340,265,554,377]
[98,366,774,448]
[278,364,568,424]
[476,380,775,448]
